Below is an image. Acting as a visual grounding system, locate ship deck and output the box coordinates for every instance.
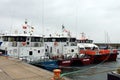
[0,56,70,80]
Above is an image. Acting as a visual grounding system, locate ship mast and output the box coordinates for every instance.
[81,32,86,40]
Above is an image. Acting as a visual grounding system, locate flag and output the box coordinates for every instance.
[62,24,65,30]
[23,25,27,29]
[62,24,69,33]
[62,24,67,32]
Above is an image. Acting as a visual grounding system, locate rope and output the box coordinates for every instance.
[60,32,118,78]
[60,49,116,78]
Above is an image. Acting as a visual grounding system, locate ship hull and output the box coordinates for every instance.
[58,57,93,67]
[71,58,92,66]
[58,59,72,67]
[92,53,118,63]
[31,60,59,71]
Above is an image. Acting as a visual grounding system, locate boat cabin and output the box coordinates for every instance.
[44,37,78,59]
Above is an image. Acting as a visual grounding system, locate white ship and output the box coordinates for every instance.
[44,36,78,59]
[0,21,93,68]
[0,21,46,62]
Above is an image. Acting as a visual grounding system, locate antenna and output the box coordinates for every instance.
[81,32,86,40]
[42,0,44,37]
[25,19,28,24]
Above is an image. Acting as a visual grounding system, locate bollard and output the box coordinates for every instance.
[54,69,61,79]
[51,69,65,80]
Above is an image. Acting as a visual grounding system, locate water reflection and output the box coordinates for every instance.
[61,56,120,80]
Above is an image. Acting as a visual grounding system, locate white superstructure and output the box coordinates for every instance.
[0,34,46,61]
[0,20,47,62]
[77,33,99,54]
[44,36,78,59]
[0,21,80,62]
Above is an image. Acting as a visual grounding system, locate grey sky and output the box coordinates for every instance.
[0,0,120,43]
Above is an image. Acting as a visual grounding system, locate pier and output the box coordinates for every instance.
[0,56,70,80]
[95,43,120,48]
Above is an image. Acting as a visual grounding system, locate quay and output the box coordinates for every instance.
[95,43,120,48]
[0,56,70,80]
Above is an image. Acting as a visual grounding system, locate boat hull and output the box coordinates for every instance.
[71,57,93,66]
[58,57,93,67]
[31,60,59,71]
[92,53,118,63]
[58,60,72,67]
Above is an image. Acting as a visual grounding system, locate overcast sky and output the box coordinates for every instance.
[0,0,120,43]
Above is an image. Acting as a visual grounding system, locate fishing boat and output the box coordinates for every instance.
[77,33,118,63]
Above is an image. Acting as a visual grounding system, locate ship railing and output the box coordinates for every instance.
[63,54,72,60]
[39,56,50,61]
[19,56,32,63]
[19,56,38,63]
[29,56,51,64]
[19,56,54,64]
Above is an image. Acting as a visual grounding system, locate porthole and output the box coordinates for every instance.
[71,49,74,52]
[38,50,40,53]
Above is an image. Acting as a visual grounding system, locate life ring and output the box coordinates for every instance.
[54,41,58,46]
[22,42,26,46]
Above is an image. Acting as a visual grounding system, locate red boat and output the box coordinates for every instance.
[77,33,118,63]
[83,48,118,63]
[93,48,118,63]
[58,59,72,67]
[57,58,92,67]
[70,57,93,66]
[52,54,92,67]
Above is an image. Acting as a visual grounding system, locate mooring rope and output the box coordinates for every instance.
[60,50,117,77]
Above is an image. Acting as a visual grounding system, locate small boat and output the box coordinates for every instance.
[77,33,118,63]
[93,45,118,63]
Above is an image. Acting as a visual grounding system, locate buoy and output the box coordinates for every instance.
[22,42,26,46]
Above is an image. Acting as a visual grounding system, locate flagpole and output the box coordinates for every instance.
[62,24,64,36]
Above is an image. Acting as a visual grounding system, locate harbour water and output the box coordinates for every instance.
[60,54,120,80]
